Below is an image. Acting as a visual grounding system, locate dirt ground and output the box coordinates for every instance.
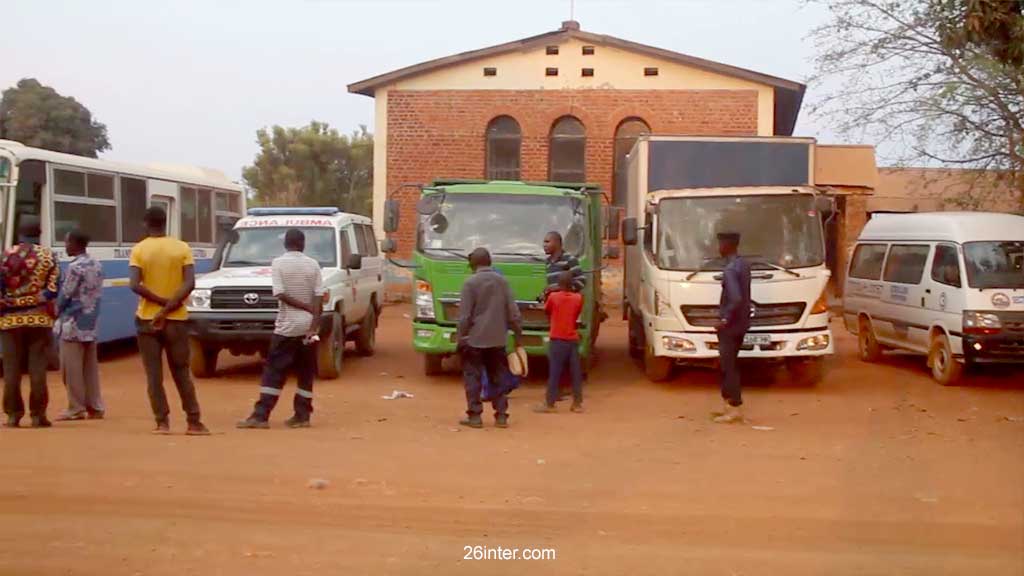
[1,309,1022,576]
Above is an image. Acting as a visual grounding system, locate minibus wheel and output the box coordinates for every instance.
[858,318,883,362]
[929,333,963,386]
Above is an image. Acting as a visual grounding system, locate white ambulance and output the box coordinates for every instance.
[187,207,384,379]
[844,212,1024,384]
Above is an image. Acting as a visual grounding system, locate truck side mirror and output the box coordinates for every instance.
[604,206,622,241]
[346,253,363,270]
[380,238,397,254]
[384,199,400,233]
[622,217,639,246]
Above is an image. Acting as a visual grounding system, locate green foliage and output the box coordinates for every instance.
[0,78,111,158]
[242,122,373,216]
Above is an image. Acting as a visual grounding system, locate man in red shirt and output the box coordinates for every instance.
[534,271,584,413]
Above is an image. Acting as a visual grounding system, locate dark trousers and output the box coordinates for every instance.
[717,328,745,407]
[547,339,582,406]
[137,319,201,424]
[2,327,51,419]
[462,346,509,418]
[252,335,316,421]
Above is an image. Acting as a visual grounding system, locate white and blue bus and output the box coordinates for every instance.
[0,140,245,343]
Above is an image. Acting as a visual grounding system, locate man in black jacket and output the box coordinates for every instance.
[713,232,752,424]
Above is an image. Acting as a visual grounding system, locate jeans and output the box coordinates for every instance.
[546,339,582,406]
[137,319,201,424]
[2,327,51,419]
[251,334,316,421]
[462,346,508,418]
[717,327,745,407]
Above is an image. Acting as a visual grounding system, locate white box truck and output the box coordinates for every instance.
[621,136,834,383]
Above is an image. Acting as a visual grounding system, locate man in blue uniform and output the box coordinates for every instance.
[713,231,752,424]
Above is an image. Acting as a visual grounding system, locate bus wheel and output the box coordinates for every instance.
[929,333,963,386]
[424,354,444,376]
[317,314,343,380]
[858,318,882,362]
[786,357,823,385]
[643,345,673,382]
[354,309,377,356]
[189,338,219,378]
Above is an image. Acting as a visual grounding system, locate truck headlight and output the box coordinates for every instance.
[190,289,212,309]
[796,334,830,351]
[415,280,435,320]
[662,336,696,352]
[964,311,1001,335]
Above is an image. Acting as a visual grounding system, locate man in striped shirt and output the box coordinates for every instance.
[543,231,585,296]
[238,228,324,429]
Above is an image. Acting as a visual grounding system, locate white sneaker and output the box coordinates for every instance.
[712,405,744,424]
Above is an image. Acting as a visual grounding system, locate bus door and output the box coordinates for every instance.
[147,179,180,238]
[0,151,12,250]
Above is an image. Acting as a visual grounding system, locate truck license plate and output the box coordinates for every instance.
[743,333,771,346]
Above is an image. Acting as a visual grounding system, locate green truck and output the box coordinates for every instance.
[382,180,612,375]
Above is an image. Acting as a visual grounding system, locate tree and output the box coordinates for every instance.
[242,122,373,216]
[0,78,111,157]
[808,0,1024,211]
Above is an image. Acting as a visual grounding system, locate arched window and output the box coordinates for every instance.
[485,116,521,180]
[613,118,650,206]
[549,116,586,183]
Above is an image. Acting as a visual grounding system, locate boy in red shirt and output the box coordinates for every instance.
[534,271,584,413]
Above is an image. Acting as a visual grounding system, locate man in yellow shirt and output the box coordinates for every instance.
[129,206,209,435]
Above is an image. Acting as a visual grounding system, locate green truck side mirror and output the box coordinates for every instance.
[381,238,397,254]
[384,199,400,233]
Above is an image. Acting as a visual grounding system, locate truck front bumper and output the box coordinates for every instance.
[651,328,834,359]
[412,322,591,357]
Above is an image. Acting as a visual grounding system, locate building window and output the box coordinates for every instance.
[612,118,650,206]
[546,67,559,77]
[582,45,595,55]
[485,116,522,180]
[549,116,586,183]
[581,68,594,77]
[644,67,659,76]
[483,67,497,77]
[546,45,559,55]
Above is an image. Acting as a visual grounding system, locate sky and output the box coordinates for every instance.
[1,0,839,181]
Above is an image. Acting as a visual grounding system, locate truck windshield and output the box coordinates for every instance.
[223,227,337,268]
[963,241,1024,289]
[0,156,10,184]
[656,194,824,271]
[417,193,586,259]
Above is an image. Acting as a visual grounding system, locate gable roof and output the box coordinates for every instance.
[347,21,806,135]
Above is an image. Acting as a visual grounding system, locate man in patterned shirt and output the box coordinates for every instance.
[1,217,59,428]
[55,229,106,421]
[543,231,585,295]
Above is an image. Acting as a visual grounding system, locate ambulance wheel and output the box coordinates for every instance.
[643,345,673,382]
[424,354,444,376]
[354,308,377,356]
[929,333,963,386]
[317,313,343,380]
[189,338,219,378]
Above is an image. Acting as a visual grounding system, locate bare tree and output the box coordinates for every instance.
[807,0,1023,211]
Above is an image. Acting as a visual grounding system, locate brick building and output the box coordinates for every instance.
[348,20,877,294]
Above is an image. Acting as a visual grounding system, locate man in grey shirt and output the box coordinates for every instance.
[238,228,324,429]
[457,248,522,429]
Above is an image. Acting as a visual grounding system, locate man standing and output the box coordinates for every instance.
[1,217,59,428]
[55,229,106,421]
[458,248,522,429]
[543,231,585,295]
[713,231,752,424]
[130,206,209,435]
[238,229,323,429]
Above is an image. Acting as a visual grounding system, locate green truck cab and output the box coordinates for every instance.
[383,180,611,375]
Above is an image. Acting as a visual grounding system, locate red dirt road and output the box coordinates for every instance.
[1,310,1022,575]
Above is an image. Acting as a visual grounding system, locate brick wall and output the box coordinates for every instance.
[385,88,759,256]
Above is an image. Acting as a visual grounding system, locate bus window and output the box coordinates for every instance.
[13,160,45,241]
[120,176,148,243]
[198,188,213,243]
[181,186,198,242]
[53,168,117,244]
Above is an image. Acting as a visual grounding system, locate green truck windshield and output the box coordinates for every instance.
[418,193,586,259]
[0,157,10,183]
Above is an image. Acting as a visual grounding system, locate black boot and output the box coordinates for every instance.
[31,416,52,428]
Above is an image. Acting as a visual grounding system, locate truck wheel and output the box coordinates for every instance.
[929,333,963,386]
[628,308,644,360]
[857,318,883,362]
[786,357,823,385]
[424,354,444,376]
[643,345,673,382]
[188,338,219,378]
[317,314,343,380]
[354,310,377,356]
